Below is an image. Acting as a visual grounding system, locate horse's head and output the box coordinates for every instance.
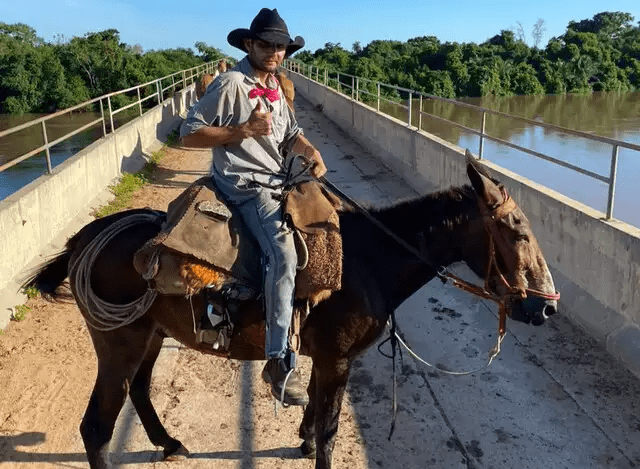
[465,150,558,327]
[196,74,215,100]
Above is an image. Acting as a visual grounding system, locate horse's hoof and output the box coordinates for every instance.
[300,440,316,459]
[163,442,190,461]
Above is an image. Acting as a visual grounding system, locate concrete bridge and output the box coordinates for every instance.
[1,72,640,468]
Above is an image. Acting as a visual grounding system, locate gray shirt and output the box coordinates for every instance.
[180,57,302,202]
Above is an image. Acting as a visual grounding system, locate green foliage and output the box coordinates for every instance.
[22,286,39,299]
[0,24,215,114]
[195,42,225,63]
[11,304,30,321]
[296,11,640,98]
[92,143,169,218]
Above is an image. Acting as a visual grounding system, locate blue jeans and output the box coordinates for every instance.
[233,190,297,360]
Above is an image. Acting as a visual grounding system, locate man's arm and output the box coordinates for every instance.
[291,133,327,178]
[181,101,272,148]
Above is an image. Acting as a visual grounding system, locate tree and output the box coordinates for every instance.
[532,19,546,49]
[0,22,42,46]
[568,12,634,40]
[195,42,224,62]
[516,22,526,44]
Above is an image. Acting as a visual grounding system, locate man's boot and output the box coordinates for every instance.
[262,357,309,406]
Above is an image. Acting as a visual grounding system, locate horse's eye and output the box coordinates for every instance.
[515,234,529,242]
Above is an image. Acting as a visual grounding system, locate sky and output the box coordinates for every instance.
[4,0,640,60]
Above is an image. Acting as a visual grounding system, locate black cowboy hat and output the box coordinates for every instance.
[227,8,305,57]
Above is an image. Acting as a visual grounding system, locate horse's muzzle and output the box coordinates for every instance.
[511,295,558,326]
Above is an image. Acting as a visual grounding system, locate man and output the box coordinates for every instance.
[180,8,326,406]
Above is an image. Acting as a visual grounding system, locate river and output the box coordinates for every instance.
[1,91,640,227]
[0,110,134,201]
[382,91,640,228]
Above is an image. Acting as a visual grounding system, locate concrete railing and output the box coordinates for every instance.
[0,84,197,328]
[289,71,640,378]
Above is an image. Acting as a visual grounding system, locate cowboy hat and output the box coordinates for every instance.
[227,8,305,57]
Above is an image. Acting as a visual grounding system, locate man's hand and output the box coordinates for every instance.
[291,133,327,179]
[181,100,272,148]
[306,148,327,179]
[244,100,272,137]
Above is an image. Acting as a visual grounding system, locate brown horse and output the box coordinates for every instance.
[25,155,557,469]
[195,59,228,99]
[277,68,295,112]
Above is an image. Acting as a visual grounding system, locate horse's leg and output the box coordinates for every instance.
[128,331,188,460]
[80,324,156,469]
[313,360,350,469]
[299,366,317,458]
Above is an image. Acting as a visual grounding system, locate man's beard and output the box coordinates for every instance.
[249,56,279,73]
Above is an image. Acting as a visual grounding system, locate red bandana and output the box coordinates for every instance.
[249,87,280,102]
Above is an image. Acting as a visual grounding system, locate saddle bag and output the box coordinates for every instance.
[133,177,257,295]
[284,181,342,299]
[133,177,343,303]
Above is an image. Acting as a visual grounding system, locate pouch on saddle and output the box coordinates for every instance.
[133,177,342,304]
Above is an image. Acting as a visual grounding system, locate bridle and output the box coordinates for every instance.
[439,188,560,337]
[312,165,560,340]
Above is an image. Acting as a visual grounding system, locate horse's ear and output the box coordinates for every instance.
[465,149,502,207]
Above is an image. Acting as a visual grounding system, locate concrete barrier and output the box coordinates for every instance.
[291,72,640,378]
[0,86,196,329]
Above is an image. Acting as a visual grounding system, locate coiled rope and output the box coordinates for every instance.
[71,213,160,331]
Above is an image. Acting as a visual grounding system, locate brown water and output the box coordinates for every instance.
[0,110,135,200]
[380,91,640,227]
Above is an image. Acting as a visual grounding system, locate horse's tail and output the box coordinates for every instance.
[22,249,71,299]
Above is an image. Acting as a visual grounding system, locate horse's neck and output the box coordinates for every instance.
[378,185,479,256]
[347,186,482,309]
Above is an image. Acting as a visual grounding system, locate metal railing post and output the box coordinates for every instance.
[107,96,115,133]
[356,77,359,101]
[156,80,162,105]
[377,83,380,111]
[478,111,487,159]
[351,76,355,99]
[41,121,53,174]
[337,72,341,93]
[182,71,186,89]
[418,95,423,130]
[137,87,143,116]
[100,99,107,136]
[324,69,328,85]
[606,145,619,219]
[408,92,412,126]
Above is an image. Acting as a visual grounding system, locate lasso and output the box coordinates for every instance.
[71,213,160,331]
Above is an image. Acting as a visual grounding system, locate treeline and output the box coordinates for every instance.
[294,11,640,99]
[0,23,226,114]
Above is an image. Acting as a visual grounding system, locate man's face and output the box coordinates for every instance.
[245,39,286,73]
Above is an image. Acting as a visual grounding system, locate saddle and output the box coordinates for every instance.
[133,177,343,307]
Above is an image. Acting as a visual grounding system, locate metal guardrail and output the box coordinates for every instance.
[0,59,226,175]
[285,60,640,221]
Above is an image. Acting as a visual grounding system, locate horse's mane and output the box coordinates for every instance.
[367,184,478,235]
